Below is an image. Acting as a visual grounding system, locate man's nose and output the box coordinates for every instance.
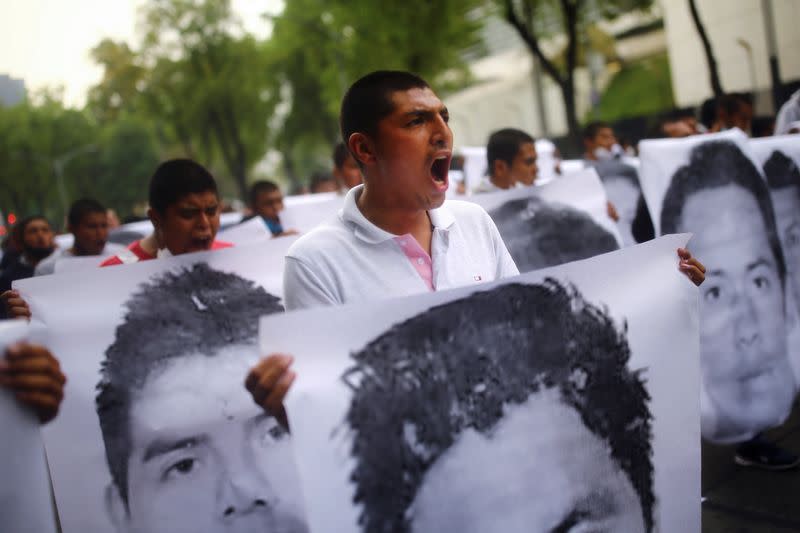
[217,471,278,520]
[733,292,760,351]
[431,116,452,148]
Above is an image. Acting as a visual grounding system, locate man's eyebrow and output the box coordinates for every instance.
[143,435,209,463]
[549,489,618,533]
[747,257,775,272]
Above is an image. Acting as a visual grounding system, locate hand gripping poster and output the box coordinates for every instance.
[261,235,701,533]
[468,168,623,274]
[15,239,309,533]
[639,129,798,444]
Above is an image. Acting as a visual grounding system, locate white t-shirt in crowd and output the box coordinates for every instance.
[33,243,125,276]
[283,185,519,310]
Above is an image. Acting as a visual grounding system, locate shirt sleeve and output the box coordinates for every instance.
[282,256,341,311]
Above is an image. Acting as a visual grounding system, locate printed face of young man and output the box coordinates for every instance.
[409,388,646,533]
[154,191,221,255]
[604,177,640,246]
[254,190,284,223]
[109,345,308,533]
[510,142,538,186]
[369,87,453,210]
[682,185,794,437]
[72,211,110,256]
[770,187,800,314]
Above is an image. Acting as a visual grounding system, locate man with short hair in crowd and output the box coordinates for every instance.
[474,128,538,192]
[583,121,621,162]
[247,180,297,237]
[332,142,363,192]
[245,70,706,425]
[308,172,338,194]
[101,159,231,266]
[0,216,56,318]
[34,198,124,276]
[715,93,754,135]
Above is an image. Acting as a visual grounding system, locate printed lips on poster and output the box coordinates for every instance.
[262,235,701,533]
[639,129,799,443]
[15,239,309,533]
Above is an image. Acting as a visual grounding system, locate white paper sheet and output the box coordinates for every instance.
[15,238,309,533]
[468,168,623,273]
[263,234,700,533]
[639,130,797,443]
[0,320,57,533]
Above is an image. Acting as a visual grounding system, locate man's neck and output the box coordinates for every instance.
[489,175,514,190]
[357,185,433,253]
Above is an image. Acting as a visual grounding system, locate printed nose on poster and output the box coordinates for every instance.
[218,471,276,519]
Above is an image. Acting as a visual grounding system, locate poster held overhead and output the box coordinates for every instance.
[262,235,700,533]
[639,130,797,443]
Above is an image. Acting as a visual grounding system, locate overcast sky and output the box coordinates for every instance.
[0,0,283,107]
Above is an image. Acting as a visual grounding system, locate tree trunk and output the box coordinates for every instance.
[688,0,724,99]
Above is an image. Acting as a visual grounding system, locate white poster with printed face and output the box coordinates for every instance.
[639,130,797,444]
[748,135,800,385]
[262,235,700,533]
[0,320,58,533]
[468,168,622,274]
[15,239,309,533]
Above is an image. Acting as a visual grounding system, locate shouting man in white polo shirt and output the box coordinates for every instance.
[246,71,706,422]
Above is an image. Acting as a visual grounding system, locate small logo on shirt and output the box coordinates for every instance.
[473,275,482,282]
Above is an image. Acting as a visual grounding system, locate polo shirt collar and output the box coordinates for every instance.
[341,184,456,244]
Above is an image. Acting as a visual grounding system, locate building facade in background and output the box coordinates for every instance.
[0,74,26,107]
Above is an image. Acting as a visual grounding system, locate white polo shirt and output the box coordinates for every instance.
[283,185,518,310]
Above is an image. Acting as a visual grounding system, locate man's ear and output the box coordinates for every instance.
[348,133,375,167]
[492,159,509,179]
[104,483,131,532]
[147,208,160,230]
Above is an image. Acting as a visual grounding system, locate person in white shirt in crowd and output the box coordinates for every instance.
[244,70,706,424]
[775,90,800,135]
[473,128,538,193]
[34,198,124,276]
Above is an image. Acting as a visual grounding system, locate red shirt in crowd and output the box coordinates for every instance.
[100,239,233,267]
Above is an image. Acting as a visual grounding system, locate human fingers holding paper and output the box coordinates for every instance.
[0,342,66,423]
[245,354,295,429]
[1,290,31,320]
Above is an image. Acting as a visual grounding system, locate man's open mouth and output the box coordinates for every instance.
[430,155,450,185]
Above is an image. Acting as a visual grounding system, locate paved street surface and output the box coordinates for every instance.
[703,399,800,532]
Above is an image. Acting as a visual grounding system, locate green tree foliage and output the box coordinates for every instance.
[267,0,486,184]
[501,0,654,149]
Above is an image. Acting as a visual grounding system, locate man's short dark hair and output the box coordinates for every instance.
[339,71,430,151]
[489,197,619,273]
[68,198,106,228]
[486,128,535,176]
[148,159,218,214]
[661,140,786,282]
[763,150,800,191]
[248,180,280,208]
[719,92,753,117]
[343,280,655,532]
[583,121,612,141]
[333,142,351,169]
[13,215,50,246]
[95,263,283,504]
[308,171,335,193]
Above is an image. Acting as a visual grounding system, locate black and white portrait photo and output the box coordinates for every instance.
[594,159,644,247]
[489,196,619,273]
[263,235,700,533]
[469,168,622,274]
[15,239,308,533]
[640,130,798,443]
[343,280,653,533]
